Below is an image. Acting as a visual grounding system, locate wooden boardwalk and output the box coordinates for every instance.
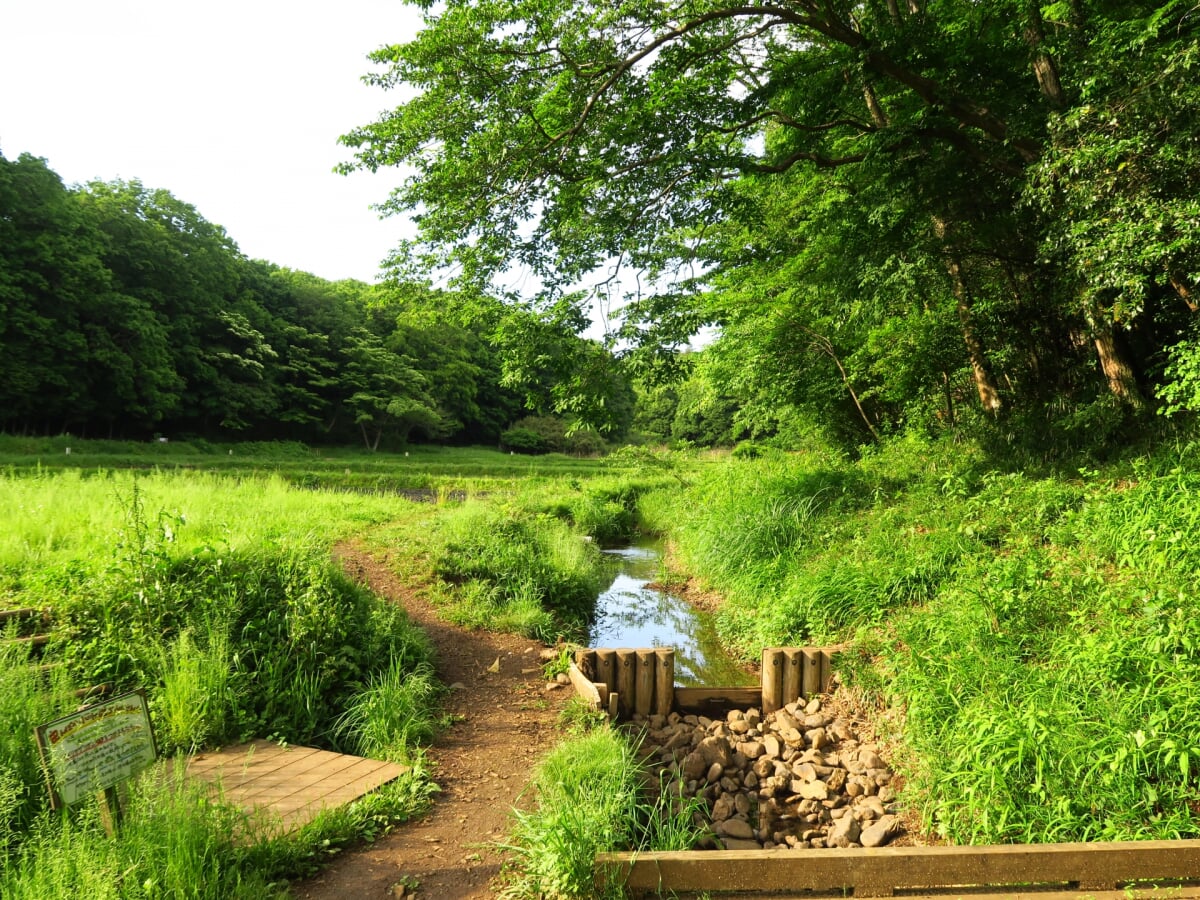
[187,739,409,834]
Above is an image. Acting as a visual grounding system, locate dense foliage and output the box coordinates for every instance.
[0,152,633,447]
[345,0,1200,454]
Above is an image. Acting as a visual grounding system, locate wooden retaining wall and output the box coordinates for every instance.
[595,841,1200,897]
[573,645,1200,897]
[571,646,839,720]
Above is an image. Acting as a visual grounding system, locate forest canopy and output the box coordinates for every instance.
[341,0,1200,452]
[0,151,632,447]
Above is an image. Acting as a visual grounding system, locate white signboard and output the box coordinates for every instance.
[36,689,158,808]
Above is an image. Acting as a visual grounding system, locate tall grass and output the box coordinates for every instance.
[428,502,607,641]
[649,437,1200,845]
[1,466,444,890]
[500,725,704,899]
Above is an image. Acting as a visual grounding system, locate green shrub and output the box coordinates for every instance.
[500,427,548,454]
[432,504,604,638]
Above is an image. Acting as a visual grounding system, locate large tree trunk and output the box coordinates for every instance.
[934,218,1003,415]
[1090,319,1144,408]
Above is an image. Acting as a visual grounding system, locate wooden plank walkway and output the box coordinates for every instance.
[187,739,409,834]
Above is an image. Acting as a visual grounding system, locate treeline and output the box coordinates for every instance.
[0,151,633,448]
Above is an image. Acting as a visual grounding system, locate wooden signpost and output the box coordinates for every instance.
[35,688,158,834]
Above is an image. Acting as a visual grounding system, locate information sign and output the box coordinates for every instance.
[35,689,158,808]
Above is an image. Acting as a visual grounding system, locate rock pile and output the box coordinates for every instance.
[629,697,902,850]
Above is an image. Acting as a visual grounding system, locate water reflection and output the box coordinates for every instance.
[588,543,756,687]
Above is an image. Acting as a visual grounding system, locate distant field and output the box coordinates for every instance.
[0,435,626,493]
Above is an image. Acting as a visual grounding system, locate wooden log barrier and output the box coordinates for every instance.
[801,647,822,699]
[634,649,656,718]
[615,650,636,718]
[760,649,784,714]
[595,649,616,695]
[782,648,802,707]
[567,662,604,710]
[653,648,674,717]
[596,840,1200,898]
[820,646,835,692]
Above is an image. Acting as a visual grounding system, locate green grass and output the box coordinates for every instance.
[648,436,1200,845]
[0,463,445,891]
[499,725,704,899]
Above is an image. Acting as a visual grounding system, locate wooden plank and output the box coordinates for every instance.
[0,606,50,624]
[761,649,783,714]
[654,648,674,717]
[568,661,603,709]
[596,649,616,693]
[596,841,1200,896]
[615,650,636,718]
[674,687,761,713]
[782,648,802,705]
[801,648,822,698]
[635,649,656,718]
[187,741,409,837]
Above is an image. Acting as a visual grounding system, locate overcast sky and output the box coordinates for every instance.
[0,0,424,283]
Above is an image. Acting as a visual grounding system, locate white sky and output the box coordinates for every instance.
[0,0,423,284]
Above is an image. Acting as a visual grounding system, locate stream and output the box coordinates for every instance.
[586,542,756,687]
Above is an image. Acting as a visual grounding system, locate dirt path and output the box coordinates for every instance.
[291,543,573,900]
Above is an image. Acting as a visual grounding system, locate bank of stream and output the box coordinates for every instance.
[586,541,755,687]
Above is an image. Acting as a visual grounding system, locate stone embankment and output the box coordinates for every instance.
[628,697,902,850]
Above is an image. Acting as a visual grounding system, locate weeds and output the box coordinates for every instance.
[499,726,704,899]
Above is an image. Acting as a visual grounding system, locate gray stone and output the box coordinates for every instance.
[719,818,756,840]
[711,793,735,822]
[860,814,900,848]
[829,814,861,848]
[721,838,764,851]
[682,751,707,781]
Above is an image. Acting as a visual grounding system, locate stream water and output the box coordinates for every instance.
[586,543,756,687]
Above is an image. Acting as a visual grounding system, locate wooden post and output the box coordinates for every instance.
[761,649,784,714]
[654,648,675,716]
[635,649,656,718]
[615,650,636,719]
[575,649,597,681]
[596,649,616,694]
[802,648,822,698]
[608,691,619,720]
[97,786,123,837]
[820,647,835,692]
[782,648,803,706]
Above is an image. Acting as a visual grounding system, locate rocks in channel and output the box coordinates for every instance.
[628,697,903,851]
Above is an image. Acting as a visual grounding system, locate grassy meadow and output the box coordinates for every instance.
[7,435,1200,897]
[0,440,662,897]
[642,436,1200,846]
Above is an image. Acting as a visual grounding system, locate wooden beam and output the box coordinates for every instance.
[596,649,616,693]
[653,648,674,717]
[674,687,760,713]
[635,649,656,718]
[761,649,783,714]
[596,841,1200,897]
[615,650,636,718]
[801,647,822,698]
[567,662,603,710]
[782,648,802,705]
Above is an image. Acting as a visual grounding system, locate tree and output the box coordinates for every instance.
[343,0,1199,426]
